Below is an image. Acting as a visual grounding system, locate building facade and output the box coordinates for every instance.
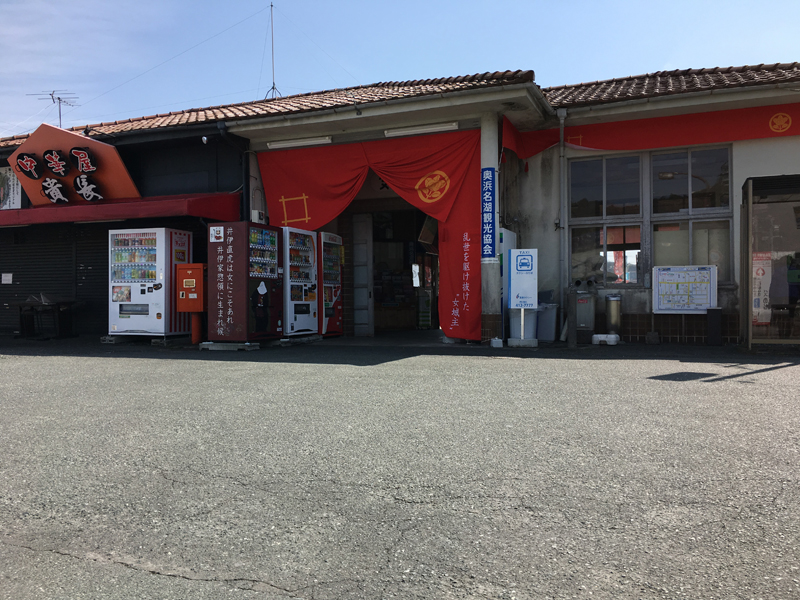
[2,64,800,345]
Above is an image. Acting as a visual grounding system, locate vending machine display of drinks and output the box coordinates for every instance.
[207,221,283,342]
[283,227,318,336]
[108,228,192,336]
[318,232,343,336]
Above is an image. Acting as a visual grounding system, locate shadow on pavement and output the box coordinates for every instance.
[1,329,800,368]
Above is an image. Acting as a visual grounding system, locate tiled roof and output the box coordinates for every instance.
[543,62,800,108]
[4,64,800,151]
[0,71,534,150]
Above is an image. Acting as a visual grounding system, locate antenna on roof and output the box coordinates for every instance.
[265,3,281,99]
[27,90,79,128]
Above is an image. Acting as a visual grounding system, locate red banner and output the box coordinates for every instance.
[258,130,482,340]
[503,102,800,159]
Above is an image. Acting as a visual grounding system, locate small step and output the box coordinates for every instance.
[592,334,620,346]
[199,342,261,351]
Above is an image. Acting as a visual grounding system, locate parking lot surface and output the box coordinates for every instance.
[1,335,799,599]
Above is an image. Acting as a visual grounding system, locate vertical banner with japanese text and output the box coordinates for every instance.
[209,224,241,339]
[480,167,496,260]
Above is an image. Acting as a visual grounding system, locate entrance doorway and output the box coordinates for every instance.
[336,207,439,337]
[370,209,438,334]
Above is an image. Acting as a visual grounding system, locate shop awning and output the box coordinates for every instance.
[0,193,241,226]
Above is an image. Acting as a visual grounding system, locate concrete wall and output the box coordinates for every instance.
[501,146,562,295]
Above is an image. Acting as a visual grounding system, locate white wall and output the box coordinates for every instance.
[502,146,562,297]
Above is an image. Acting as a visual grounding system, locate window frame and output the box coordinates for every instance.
[569,154,643,222]
[568,146,734,288]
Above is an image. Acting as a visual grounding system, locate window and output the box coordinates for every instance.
[570,155,641,285]
[652,148,729,213]
[572,225,640,285]
[569,147,732,286]
[651,147,732,281]
[571,156,640,218]
[653,220,731,281]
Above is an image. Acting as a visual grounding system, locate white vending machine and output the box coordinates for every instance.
[108,228,192,336]
[283,227,318,336]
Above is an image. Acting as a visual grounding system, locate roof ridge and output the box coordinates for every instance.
[0,70,534,148]
[542,62,800,92]
[69,71,536,133]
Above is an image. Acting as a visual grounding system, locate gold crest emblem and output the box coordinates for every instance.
[769,113,792,133]
[415,170,451,203]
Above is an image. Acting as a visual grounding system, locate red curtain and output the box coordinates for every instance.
[503,102,800,159]
[257,130,482,340]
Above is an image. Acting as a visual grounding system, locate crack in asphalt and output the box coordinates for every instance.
[0,539,334,596]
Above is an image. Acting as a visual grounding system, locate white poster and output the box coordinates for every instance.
[752,252,772,325]
[0,166,22,210]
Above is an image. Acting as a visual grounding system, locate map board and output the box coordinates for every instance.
[653,266,717,314]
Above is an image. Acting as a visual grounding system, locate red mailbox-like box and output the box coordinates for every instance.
[176,263,207,313]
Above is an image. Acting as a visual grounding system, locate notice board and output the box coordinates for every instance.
[653,266,717,314]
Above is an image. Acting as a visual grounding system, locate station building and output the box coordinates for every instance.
[1,63,799,346]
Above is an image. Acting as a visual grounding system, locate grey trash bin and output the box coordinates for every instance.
[605,294,621,335]
[537,304,558,342]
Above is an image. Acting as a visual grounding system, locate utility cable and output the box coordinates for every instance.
[63,5,269,118]
[1,103,57,138]
[272,4,361,89]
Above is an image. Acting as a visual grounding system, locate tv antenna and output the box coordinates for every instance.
[28,90,79,128]
[264,3,281,99]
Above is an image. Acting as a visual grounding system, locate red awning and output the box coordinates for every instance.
[0,193,241,226]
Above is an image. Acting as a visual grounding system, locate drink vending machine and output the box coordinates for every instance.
[319,232,344,336]
[283,227,318,336]
[108,228,192,336]
[207,221,284,342]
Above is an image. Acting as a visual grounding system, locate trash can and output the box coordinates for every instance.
[536,304,558,342]
[706,307,722,346]
[576,292,596,344]
[605,294,621,335]
[576,292,595,330]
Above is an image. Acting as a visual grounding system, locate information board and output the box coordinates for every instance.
[652,265,717,314]
[508,249,538,309]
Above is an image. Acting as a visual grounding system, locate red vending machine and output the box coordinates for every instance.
[318,232,344,336]
[207,222,283,342]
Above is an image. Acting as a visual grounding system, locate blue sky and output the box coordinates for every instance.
[2,0,800,138]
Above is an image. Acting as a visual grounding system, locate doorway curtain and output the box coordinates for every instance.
[257,130,481,340]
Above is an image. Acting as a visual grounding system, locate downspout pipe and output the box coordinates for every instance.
[218,121,249,221]
[557,108,568,327]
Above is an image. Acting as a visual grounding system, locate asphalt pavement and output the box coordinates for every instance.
[1,333,799,599]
